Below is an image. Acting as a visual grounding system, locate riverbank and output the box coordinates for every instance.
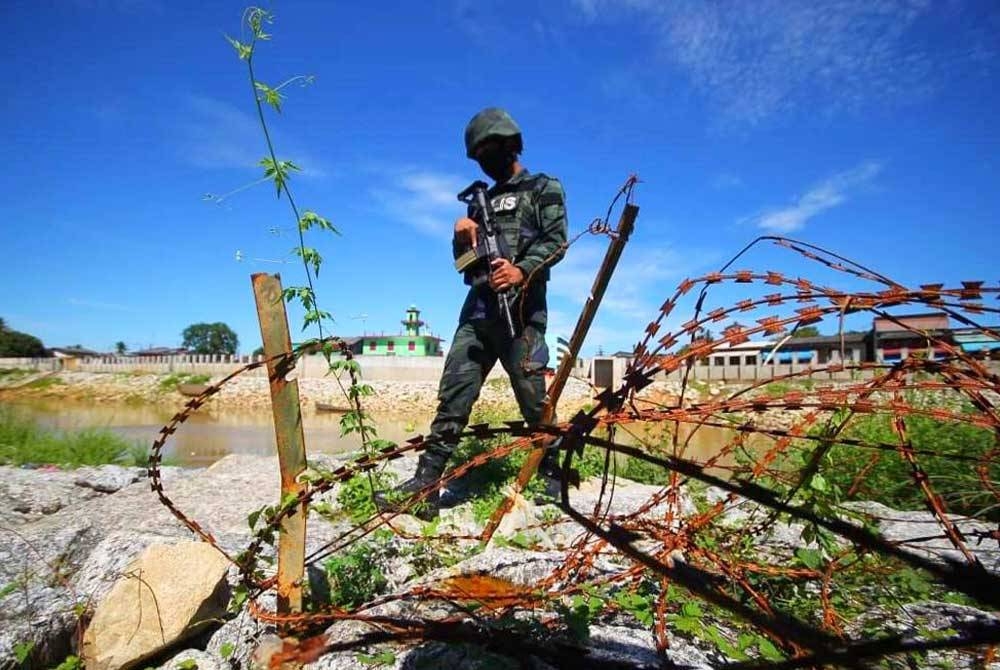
[0,370,610,417]
[2,455,997,670]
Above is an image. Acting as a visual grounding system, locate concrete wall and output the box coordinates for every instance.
[0,354,457,383]
[4,354,997,388]
[587,357,1000,389]
[0,357,61,372]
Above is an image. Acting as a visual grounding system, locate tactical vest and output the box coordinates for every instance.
[464,172,556,286]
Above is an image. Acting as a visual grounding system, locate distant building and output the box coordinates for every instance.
[49,346,105,371]
[761,332,869,366]
[50,346,103,358]
[130,347,190,357]
[872,312,952,362]
[350,306,444,357]
[952,327,1000,359]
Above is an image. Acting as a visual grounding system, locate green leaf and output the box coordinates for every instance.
[258,158,301,197]
[53,656,82,670]
[247,508,262,529]
[13,641,34,665]
[254,81,285,113]
[758,637,785,661]
[247,7,272,39]
[809,473,829,493]
[794,548,823,570]
[299,210,340,235]
[292,246,323,277]
[299,211,340,235]
[229,584,249,613]
[176,659,199,670]
[280,491,300,510]
[357,650,396,666]
[302,309,332,331]
[681,601,702,618]
[224,35,253,60]
[673,615,701,634]
[219,643,235,660]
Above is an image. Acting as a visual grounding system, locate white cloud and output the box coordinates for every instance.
[370,169,467,238]
[575,0,993,126]
[550,239,709,322]
[743,160,882,232]
[177,95,329,178]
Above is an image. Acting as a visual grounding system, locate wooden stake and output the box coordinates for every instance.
[481,203,640,543]
[252,272,307,615]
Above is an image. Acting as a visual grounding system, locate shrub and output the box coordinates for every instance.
[323,531,393,607]
[0,407,147,467]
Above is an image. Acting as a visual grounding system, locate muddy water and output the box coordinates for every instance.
[4,399,759,472]
[4,399,434,467]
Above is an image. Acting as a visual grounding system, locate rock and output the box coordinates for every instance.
[206,613,273,669]
[73,466,144,493]
[81,542,232,670]
[572,478,695,520]
[0,466,101,525]
[849,600,1000,670]
[0,518,100,670]
[844,501,1000,575]
[486,492,542,550]
[155,648,226,670]
[588,624,718,669]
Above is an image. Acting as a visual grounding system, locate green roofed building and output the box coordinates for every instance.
[353,305,444,357]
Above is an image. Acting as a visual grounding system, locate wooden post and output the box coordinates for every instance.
[252,273,307,615]
[481,203,640,543]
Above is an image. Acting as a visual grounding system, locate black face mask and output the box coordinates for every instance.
[476,149,514,182]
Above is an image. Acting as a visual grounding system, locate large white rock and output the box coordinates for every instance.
[81,542,231,670]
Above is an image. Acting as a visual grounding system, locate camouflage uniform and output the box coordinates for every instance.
[427,169,568,462]
[375,108,567,518]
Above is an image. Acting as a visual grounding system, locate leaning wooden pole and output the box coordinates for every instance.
[252,272,307,615]
[481,202,640,542]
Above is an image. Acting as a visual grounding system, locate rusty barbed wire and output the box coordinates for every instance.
[148,236,1000,667]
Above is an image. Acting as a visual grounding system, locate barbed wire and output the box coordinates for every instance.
[148,235,1000,667]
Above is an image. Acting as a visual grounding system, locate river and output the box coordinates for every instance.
[4,399,431,467]
[3,399,755,472]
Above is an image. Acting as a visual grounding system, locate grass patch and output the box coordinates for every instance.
[0,368,31,381]
[0,406,148,467]
[158,372,212,391]
[26,376,64,390]
[825,406,998,519]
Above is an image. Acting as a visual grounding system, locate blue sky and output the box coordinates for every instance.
[3,0,998,357]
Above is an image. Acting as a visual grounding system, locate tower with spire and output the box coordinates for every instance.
[402,305,425,337]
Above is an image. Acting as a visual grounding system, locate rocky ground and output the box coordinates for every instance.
[1,456,998,670]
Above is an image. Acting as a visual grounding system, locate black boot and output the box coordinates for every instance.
[374,452,446,521]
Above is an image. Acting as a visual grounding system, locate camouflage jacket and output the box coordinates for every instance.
[456,169,568,329]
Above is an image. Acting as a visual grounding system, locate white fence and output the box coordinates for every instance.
[0,354,457,383]
[4,355,997,388]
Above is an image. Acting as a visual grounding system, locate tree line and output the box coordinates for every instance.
[0,319,240,357]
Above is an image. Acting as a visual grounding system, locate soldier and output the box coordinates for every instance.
[376,107,568,520]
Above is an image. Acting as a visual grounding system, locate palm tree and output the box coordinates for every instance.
[115,341,127,355]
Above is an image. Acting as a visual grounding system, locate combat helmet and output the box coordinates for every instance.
[464,107,523,158]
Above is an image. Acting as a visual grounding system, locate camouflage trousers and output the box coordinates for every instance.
[425,319,549,462]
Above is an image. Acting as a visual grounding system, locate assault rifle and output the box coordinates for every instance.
[455,180,517,339]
